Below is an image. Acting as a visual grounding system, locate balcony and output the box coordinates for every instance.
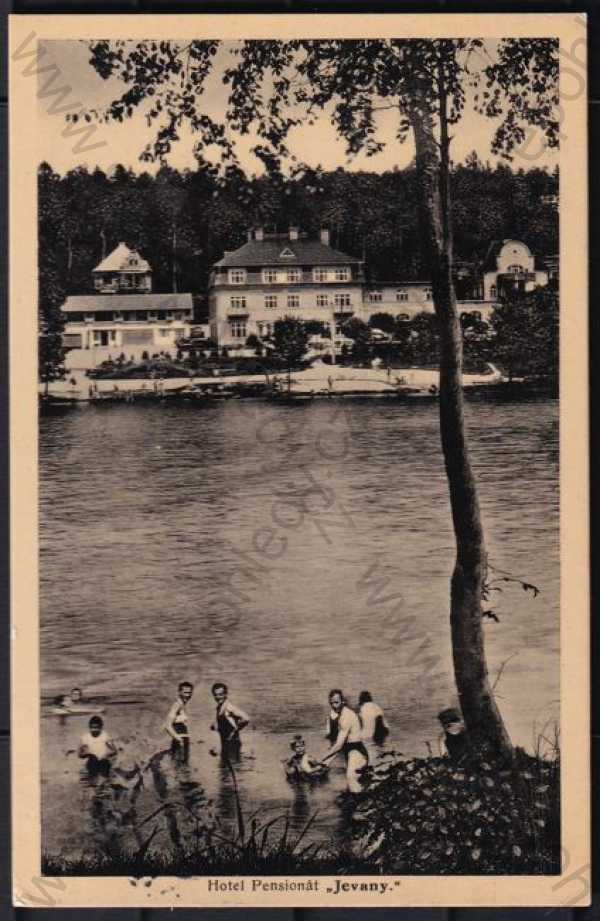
[498,271,536,283]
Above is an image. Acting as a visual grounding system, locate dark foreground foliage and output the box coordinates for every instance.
[42,751,559,878]
[351,749,560,875]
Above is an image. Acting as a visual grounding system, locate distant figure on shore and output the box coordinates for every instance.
[285,735,329,782]
[78,715,117,779]
[164,681,194,764]
[358,690,389,745]
[320,689,369,794]
[438,707,470,764]
[210,682,250,756]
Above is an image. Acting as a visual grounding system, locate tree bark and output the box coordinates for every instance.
[408,83,513,759]
[172,225,178,293]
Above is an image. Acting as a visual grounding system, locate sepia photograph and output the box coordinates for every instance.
[10,13,589,909]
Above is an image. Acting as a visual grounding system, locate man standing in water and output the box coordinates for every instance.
[163,681,194,764]
[358,690,389,745]
[210,682,250,756]
[320,689,369,794]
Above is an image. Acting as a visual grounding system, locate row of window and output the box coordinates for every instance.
[71,310,190,323]
[91,327,186,345]
[367,290,432,303]
[229,294,353,310]
[94,275,150,289]
[229,320,352,341]
[228,267,351,284]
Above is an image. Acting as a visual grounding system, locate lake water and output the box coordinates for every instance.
[39,397,559,862]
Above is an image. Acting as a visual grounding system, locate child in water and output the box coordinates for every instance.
[285,735,328,782]
[78,715,117,779]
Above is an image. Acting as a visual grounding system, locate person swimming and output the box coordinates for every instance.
[285,735,328,782]
[164,681,194,764]
[210,682,250,754]
[78,715,117,779]
[51,687,104,716]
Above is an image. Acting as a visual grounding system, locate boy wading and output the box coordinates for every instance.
[321,690,369,793]
[164,681,194,764]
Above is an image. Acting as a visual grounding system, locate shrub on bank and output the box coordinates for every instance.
[351,749,560,875]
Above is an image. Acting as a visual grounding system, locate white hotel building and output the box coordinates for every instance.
[208,229,550,348]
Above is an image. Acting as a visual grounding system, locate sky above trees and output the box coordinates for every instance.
[37,39,559,177]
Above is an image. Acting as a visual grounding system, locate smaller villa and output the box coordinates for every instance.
[61,243,193,369]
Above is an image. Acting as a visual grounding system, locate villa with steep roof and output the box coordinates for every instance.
[92,242,152,294]
[61,243,193,368]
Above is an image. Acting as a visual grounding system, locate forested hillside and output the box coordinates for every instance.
[38,157,558,327]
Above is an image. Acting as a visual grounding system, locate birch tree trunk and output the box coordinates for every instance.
[409,87,513,759]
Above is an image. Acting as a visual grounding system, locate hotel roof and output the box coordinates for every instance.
[215,238,361,269]
[61,293,193,313]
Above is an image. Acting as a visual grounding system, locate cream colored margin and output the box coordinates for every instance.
[9,12,589,909]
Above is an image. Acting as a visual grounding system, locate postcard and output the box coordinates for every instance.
[10,11,589,909]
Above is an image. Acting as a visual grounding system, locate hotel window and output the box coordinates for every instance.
[425,289,432,300]
[263,268,278,284]
[173,328,185,338]
[313,267,328,282]
[230,319,247,338]
[157,310,166,320]
[334,267,350,281]
[369,291,382,303]
[396,291,408,302]
[287,294,300,309]
[287,268,301,283]
[230,296,247,310]
[507,264,524,274]
[316,294,329,307]
[490,285,497,298]
[229,269,247,284]
[264,295,278,309]
[148,312,158,321]
[159,328,171,337]
[84,312,95,323]
[257,322,264,336]
[334,294,351,308]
